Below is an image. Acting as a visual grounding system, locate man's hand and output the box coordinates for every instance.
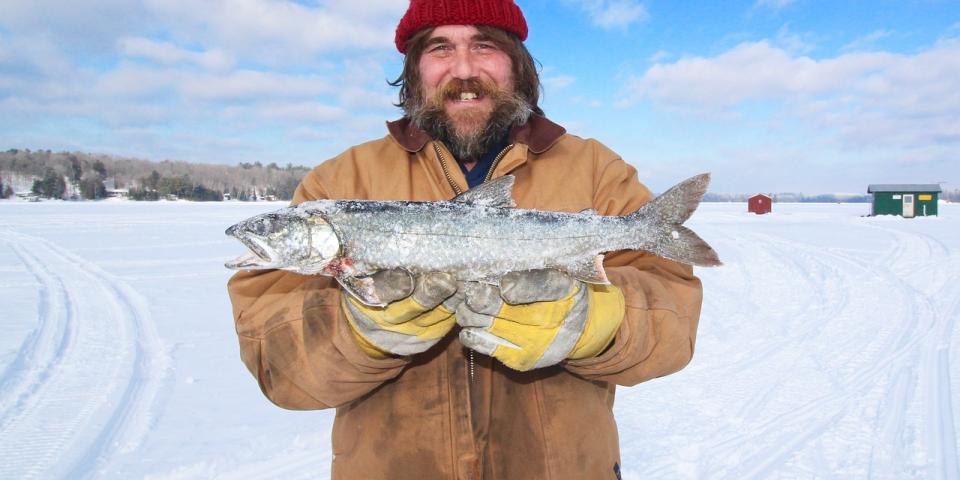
[456,269,625,371]
[342,269,460,358]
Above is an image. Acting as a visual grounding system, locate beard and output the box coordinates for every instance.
[408,78,532,162]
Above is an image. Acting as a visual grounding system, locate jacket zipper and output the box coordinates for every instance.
[432,141,514,196]
[432,141,513,385]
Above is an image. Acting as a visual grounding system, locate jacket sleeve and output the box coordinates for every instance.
[564,146,704,386]
[227,161,410,410]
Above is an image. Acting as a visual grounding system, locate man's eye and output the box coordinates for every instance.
[429,44,451,53]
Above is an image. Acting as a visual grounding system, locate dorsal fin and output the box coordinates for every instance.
[451,175,516,208]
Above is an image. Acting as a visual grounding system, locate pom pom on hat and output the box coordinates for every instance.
[395,0,528,53]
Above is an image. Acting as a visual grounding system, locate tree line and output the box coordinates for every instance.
[0,149,310,201]
[2,148,958,204]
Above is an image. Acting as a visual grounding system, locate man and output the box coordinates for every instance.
[227,1,703,478]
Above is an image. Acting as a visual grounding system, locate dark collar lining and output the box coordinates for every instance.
[386,113,567,155]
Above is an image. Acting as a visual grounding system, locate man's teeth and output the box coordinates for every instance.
[459,92,478,101]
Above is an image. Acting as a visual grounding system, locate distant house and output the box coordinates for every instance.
[748,193,772,215]
[16,192,40,202]
[223,193,232,201]
[867,184,941,217]
[106,188,129,199]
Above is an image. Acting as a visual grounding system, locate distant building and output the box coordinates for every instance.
[106,188,129,199]
[223,193,232,201]
[748,193,772,215]
[867,184,941,217]
[16,192,40,202]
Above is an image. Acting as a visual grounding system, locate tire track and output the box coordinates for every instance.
[860,223,958,478]
[724,230,934,479]
[0,232,169,479]
[649,222,939,479]
[0,243,76,430]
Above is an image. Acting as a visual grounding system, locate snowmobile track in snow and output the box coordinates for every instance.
[641,218,958,479]
[0,232,169,480]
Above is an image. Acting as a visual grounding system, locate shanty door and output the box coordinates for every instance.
[902,194,915,218]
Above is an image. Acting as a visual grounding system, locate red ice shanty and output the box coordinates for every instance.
[748,193,772,215]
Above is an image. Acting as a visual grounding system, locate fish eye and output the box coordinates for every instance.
[253,217,275,235]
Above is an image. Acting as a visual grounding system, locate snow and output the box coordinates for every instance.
[1,201,958,479]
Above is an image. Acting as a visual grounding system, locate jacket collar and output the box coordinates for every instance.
[386,113,566,155]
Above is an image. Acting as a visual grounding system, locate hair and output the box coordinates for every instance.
[388,25,544,117]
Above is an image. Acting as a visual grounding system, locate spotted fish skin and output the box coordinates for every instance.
[225,173,721,306]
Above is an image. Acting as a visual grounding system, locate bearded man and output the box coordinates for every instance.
[227,1,704,478]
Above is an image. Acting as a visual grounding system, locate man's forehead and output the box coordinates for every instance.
[427,25,490,41]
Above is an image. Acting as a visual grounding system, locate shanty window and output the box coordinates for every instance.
[919,194,932,201]
[892,195,902,199]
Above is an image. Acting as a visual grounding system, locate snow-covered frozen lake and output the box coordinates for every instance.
[0,200,957,479]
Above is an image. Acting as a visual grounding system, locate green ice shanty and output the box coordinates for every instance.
[866,184,941,217]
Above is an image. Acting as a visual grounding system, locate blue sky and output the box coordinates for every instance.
[1,1,958,193]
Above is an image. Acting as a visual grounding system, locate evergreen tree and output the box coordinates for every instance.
[69,155,83,182]
[80,174,107,199]
[32,168,66,199]
[93,160,107,180]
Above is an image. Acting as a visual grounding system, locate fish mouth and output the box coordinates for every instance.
[224,227,275,270]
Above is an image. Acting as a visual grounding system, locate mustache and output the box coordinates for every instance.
[432,77,501,103]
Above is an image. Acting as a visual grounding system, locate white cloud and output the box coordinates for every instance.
[0,1,149,52]
[143,0,406,62]
[841,30,892,52]
[649,50,673,63]
[250,102,347,123]
[565,0,649,31]
[620,38,960,157]
[543,74,576,91]
[179,70,333,101]
[119,37,234,71]
[775,25,815,55]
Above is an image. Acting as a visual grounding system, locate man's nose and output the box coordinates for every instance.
[451,49,478,79]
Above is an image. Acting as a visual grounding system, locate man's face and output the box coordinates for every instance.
[417,25,514,139]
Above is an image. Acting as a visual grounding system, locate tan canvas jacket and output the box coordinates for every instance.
[227,115,704,480]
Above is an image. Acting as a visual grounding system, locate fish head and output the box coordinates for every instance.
[224,208,340,275]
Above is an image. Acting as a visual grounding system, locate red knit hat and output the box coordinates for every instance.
[395,0,528,53]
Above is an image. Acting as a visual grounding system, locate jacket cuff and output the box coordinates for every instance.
[299,277,409,371]
[563,304,639,374]
[324,289,411,372]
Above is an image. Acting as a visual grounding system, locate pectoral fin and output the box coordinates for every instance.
[337,275,384,307]
[563,255,610,284]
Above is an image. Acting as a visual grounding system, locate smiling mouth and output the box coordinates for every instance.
[448,91,483,103]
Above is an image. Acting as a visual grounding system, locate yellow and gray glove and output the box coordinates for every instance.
[457,269,625,371]
[342,269,460,358]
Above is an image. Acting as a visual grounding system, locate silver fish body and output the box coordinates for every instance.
[226,173,721,306]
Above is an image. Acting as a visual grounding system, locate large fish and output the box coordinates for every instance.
[225,173,721,306]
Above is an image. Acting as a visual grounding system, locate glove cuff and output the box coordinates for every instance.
[342,295,455,357]
[342,299,395,359]
[567,284,625,360]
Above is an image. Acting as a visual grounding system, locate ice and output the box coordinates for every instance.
[0,200,957,479]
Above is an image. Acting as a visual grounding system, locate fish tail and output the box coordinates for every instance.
[627,173,722,267]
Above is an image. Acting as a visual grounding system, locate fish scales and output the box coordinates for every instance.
[314,200,633,280]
